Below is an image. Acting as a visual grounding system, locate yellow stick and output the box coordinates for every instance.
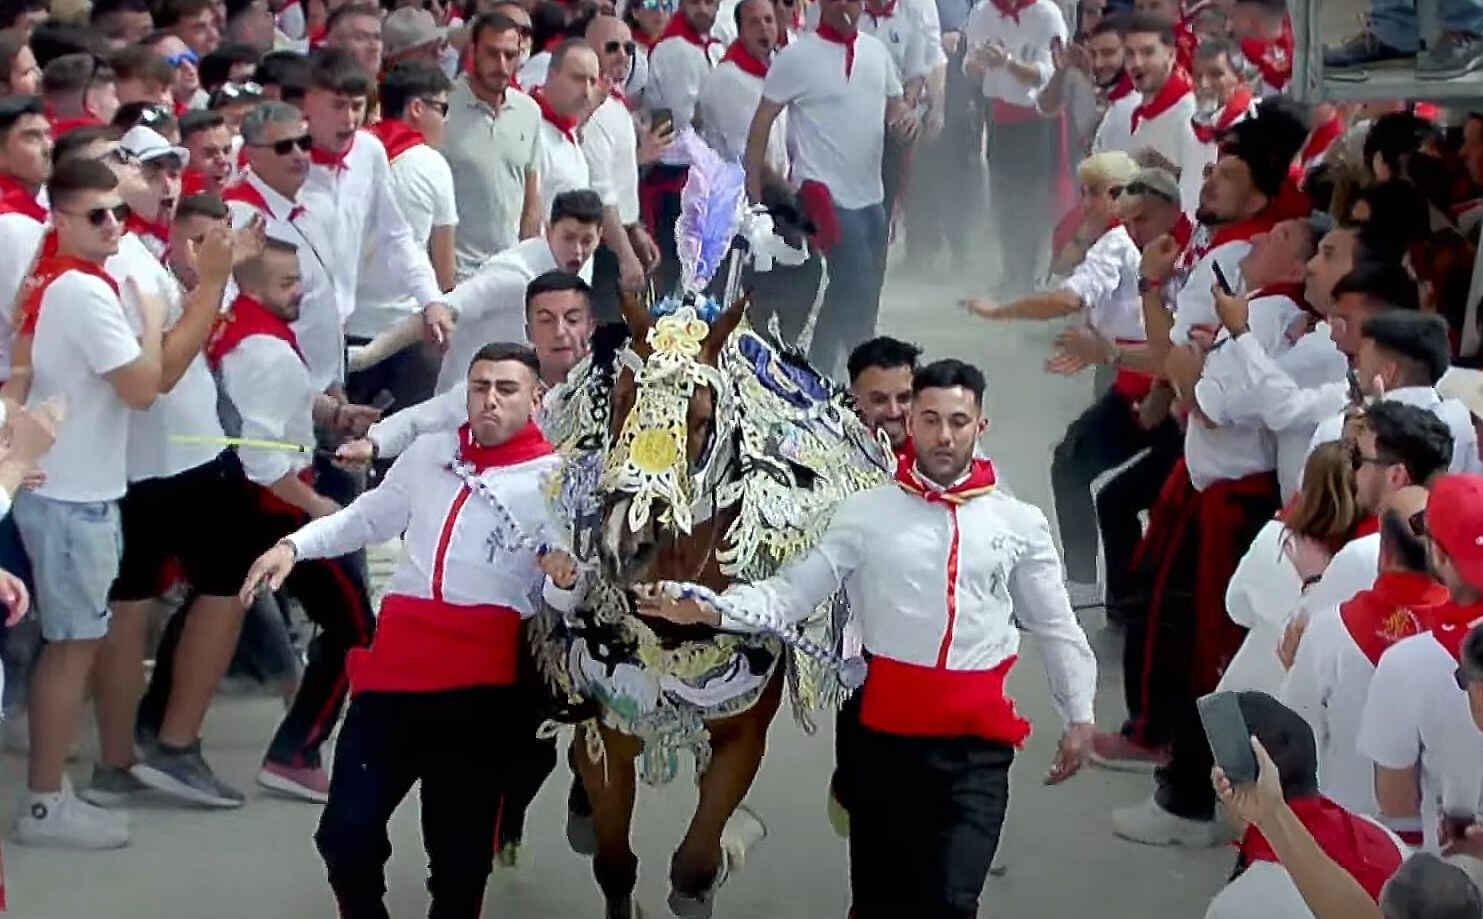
[168,434,314,454]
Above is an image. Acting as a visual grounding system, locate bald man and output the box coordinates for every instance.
[582,15,661,321]
[1282,484,1449,830]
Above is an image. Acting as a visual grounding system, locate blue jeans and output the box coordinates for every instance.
[12,491,122,642]
[808,203,888,381]
[1372,0,1483,51]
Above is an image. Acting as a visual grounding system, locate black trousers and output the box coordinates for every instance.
[1096,431,1183,628]
[904,45,980,268]
[316,686,515,919]
[1050,388,1180,587]
[847,727,1013,919]
[985,115,1059,297]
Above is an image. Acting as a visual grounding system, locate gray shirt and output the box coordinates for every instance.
[442,77,541,280]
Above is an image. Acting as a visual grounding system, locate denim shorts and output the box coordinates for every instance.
[12,491,123,642]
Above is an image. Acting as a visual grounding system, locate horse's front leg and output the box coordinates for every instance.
[572,722,644,919]
[670,666,786,908]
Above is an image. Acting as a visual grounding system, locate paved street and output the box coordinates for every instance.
[0,249,1240,918]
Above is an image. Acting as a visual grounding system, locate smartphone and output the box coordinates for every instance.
[1211,260,1234,297]
[1198,691,1257,786]
[651,108,675,137]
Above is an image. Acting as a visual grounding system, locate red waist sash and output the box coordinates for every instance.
[348,593,522,696]
[859,653,1031,745]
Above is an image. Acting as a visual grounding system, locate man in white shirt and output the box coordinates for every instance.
[964,0,1067,297]
[641,358,1097,917]
[426,189,602,392]
[744,0,911,380]
[1359,473,1483,852]
[442,12,543,280]
[241,341,578,919]
[1203,691,1406,919]
[351,61,459,414]
[648,0,726,133]
[10,158,171,851]
[860,0,945,224]
[697,0,824,344]
[583,15,662,322]
[179,110,235,198]
[210,238,377,804]
[1283,484,1447,828]
[532,40,600,221]
[0,96,52,388]
[1093,13,1205,211]
[297,49,450,391]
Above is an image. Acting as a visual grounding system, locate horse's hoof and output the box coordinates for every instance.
[666,887,715,919]
[605,897,643,919]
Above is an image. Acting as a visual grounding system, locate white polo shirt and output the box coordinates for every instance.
[443,78,541,280]
[1358,621,1483,850]
[697,57,789,175]
[962,0,1063,107]
[535,114,591,226]
[582,94,641,226]
[763,30,903,210]
[351,140,460,339]
[28,268,141,503]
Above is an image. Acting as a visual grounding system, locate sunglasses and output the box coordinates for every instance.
[249,133,313,155]
[213,80,263,101]
[62,202,130,227]
[97,146,139,167]
[420,97,450,116]
[604,39,638,56]
[1351,448,1397,472]
[165,49,199,69]
[135,104,170,126]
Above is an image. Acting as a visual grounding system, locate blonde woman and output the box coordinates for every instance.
[1219,441,1364,697]
[1049,149,1140,277]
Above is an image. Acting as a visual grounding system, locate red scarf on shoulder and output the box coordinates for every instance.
[205,294,303,369]
[1191,86,1253,144]
[533,89,578,143]
[893,453,997,504]
[16,254,118,335]
[1131,68,1193,134]
[1240,797,1402,900]
[990,0,1036,22]
[0,174,46,223]
[815,23,858,78]
[1340,571,1450,666]
[368,118,426,163]
[458,421,553,470]
[661,13,719,54]
[721,40,769,78]
[1239,14,1293,92]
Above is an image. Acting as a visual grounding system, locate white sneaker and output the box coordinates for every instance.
[13,788,130,850]
[1111,796,1228,848]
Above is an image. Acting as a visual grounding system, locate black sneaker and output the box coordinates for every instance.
[1418,31,1483,79]
[1324,31,1411,70]
[132,741,245,809]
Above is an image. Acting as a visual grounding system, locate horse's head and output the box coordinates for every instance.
[596,290,745,585]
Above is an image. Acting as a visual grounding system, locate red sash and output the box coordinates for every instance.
[348,593,523,694]
[1340,572,1450,666]
[204,294,303,369]
[0,174,45,223]
[367,118,426,162]
[720,40,769,78]
[1191,86,1254,144]
[1238,15,1293,93]
[16,256,120,335]
[1299,115,1344,173]
[1240,797,1402,900]
[533,88,578,143]
[1131,68,1193,134]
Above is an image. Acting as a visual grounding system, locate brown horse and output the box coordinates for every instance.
[570,291,787,919]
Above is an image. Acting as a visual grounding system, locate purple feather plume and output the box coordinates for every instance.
[673,130,745,292]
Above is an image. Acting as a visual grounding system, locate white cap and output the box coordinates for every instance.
[120,125,190,169]
[1440,366,1483,421]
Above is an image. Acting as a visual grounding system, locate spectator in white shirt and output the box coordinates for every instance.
[859,0,945,225]
[745,0,911,380]
[1284,484,1447,828]
[963,0,1065,298]
[1359,473,1483,852]
[351,61,459,413]
[325,3,385,79]
[583,15,662,321]
[532,39,600,219]
[443,12,543,280]
[648,0,725,131]
[179,109,234,198]
[10,158,173,852]
[698,0,824,344]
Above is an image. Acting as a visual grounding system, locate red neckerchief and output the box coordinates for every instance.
[721,40,769,78]
[815,23,858,78]
[1170,212,1194,250]
[458,421,554,471]
[660,13,720,55]
[990,0,1036,23]
[180,168,210,197]
[1191,85,1254,144]
[635,30,662,54]
[0,174,46,223]
[1300,115,1344,170]
[533,89,578,143]
[309,136,354,173]
[1239,14,1293,92]
[367,118,425,163]
[222,178,307,222]
[1430,603,1483,662]
[47,114,101,138]
[893,453,998,505]
[16,254,120,336]
[1340,571,1450,666]
[308,23,327,48]
[1131,67,1193,134]
[125,212,170,250]
[864,0,898,25]
[205,294,303,369]
[1105,72,1135,103]
[1209,213,1277,249]
[1240,797,1402,900]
